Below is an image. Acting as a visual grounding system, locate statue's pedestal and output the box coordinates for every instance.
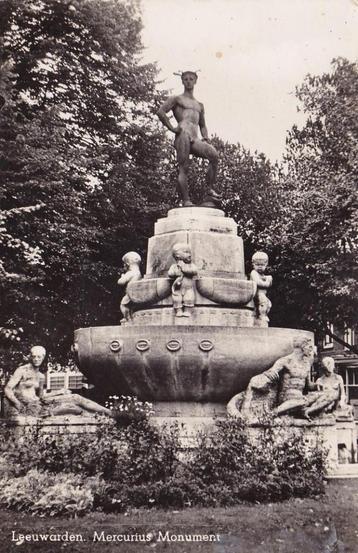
[233,418,357,476]
[150,401,226,445]
[150,410,357,476]
[0,415,108,436]
[75,205,315,402]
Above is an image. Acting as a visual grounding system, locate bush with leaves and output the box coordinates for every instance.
[0,415,327,515]
[0,469,106,516]
[186,418,326,503]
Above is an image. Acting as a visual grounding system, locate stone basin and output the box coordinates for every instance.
[74,326,314,402]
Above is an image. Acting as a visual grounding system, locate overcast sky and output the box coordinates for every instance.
[141,0,358,161]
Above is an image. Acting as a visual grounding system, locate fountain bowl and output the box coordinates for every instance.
[74,325,314,402]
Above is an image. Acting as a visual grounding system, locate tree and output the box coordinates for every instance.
[273,58,358,348]
[180,136,284,270]
[0,0,170,367]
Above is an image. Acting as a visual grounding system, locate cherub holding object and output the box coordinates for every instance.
[168,242,198,317]
[250,251,272,327]
[117,252,142,323]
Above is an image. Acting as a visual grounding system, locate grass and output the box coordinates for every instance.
[0,480,357,553]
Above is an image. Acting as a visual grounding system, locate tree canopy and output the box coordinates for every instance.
[0,0,171,366]
[0,0,356,368]
[272,58,358,344]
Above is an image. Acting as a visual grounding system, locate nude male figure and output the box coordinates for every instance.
[157,71,219,207]
[236,336,317,418]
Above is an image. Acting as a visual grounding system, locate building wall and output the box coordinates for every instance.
[320,326,358,418]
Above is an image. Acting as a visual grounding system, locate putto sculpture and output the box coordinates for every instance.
[117,251,142,323]
[168,242,198,317]
[250,251,272,327]
[4,346,112,418]
[157,70,220,207]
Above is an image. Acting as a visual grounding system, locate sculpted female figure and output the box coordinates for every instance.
[303,356,351,419]
[4,346,112,417]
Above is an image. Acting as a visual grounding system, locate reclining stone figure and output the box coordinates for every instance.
[227,337,353,421]
[4,346,112,418]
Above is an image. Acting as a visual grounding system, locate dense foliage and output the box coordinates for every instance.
[272,58,358,341]
[0,417,327,516]
[0,0,355,370]
[0,0,171,367]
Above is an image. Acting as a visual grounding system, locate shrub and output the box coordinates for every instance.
[0,469,106,516]
[0,413,328,515]
[106,395,154,425]
[185,417,327,503]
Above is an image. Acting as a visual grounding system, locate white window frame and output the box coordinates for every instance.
[344,327,355,350]
[344,367,358,403]
[323,323,334,350]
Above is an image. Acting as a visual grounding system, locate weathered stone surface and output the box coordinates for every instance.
[146,207,244,279]
[127,278,171,305]
[0,415,106,436]
[147,231,244,278]
[75,325,314,402]
[154,207,235,235]
[197,277,256,305]
[131,306,255,327]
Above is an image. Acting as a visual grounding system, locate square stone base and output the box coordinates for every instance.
[0,415,108,436]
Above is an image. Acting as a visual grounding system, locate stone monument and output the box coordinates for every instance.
[73,72,355,471]
[74,205,314,433]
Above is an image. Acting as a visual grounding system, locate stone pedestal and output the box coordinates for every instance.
[0,415,106,436]
[147,207,245,279]
[335,420,357,463]
[233,418,357,476]
[151,401,226,445]
[125,207,255,324]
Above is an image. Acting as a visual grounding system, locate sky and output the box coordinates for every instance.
[141,0,358,162]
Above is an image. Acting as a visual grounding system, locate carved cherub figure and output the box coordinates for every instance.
[117,252,142,323]
[250,251,272,327]
[168,242,198,317]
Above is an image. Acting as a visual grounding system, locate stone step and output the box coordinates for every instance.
[327,463,358,479]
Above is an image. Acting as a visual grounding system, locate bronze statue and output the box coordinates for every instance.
[4,346,112,417]
[168,242,198,317]
[157,71,219,207]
